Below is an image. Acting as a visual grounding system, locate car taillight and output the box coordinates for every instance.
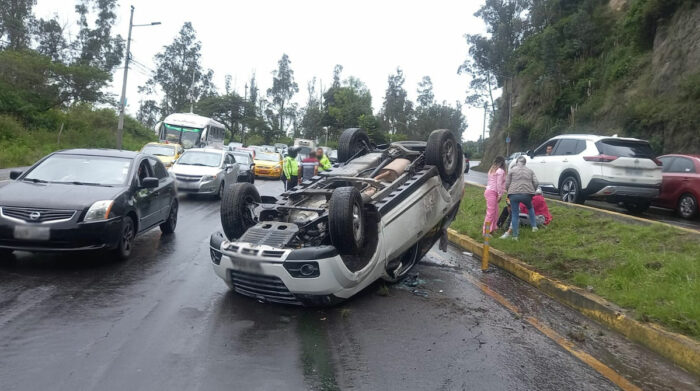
[583,154,618,163]
[652,158,663,166]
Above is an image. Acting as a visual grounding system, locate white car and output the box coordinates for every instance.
[512,134,662,212]
[209,128,465,306]
[170,148,241,199]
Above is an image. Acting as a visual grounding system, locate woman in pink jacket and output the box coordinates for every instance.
[483,156,506,235]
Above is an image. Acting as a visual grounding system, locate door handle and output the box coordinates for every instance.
[562,159,568,163]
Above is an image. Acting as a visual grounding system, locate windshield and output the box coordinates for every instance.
[233,153,251,164]
[256,152,280,162]
[596,140,655,158]
[24,154,132,186]
[142,145,175,157]
[163,123,202,149]
[177,151,222,167]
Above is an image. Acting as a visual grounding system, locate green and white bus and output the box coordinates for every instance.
[157,113,226,149]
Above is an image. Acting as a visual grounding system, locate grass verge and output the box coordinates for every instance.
[451,184,699,339]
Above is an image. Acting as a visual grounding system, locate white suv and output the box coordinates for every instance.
[513,135,663,212]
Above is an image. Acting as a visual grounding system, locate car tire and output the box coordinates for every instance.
[559,175,584,204]
[329,187,365,255]
[338,128,370,163]
[160,200,178,234]
[113,216,135,260]
[384,242,421,283]
[221,182,261,240]
[677,193,698,219]
[624,201,650,214]
[426,129,461,185]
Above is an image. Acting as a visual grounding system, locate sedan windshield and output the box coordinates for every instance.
[142,145,176,157]
[256,152,280,162]
[177,151,222,167]
[233,153,251,165]
[24,155,133,186]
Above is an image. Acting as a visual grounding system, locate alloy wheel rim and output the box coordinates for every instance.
[352,203,363,243]
[443,140,455,171]
[122,221,134,252]
[562,179,576,202]
[170,203,178,226]
[680,196,695,216]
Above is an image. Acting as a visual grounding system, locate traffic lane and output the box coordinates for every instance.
[0,194,308,391]
[463,167,700,232]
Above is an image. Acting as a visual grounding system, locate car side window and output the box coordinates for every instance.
[229,154,237,163]
[224,154,233,165]
[148,158,168,179]
[552,139,579,155]
[534,140,558,156]
[669,157,695,173]
[136,159,153,185]
[658,157,675,173]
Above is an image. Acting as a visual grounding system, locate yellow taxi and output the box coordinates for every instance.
[253,151,284,178]
[140,142,183,168]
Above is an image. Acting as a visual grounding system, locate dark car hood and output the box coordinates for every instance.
[0,181,125,210]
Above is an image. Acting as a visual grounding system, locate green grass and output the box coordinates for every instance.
[451,184,699,338]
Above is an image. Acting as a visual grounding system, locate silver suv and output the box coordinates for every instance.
[170,148,241,199]
[515,135,662,212]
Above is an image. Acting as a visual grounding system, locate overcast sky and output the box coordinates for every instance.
[35,0,494,141]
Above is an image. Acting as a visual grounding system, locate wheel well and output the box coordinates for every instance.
[558,170,581,190]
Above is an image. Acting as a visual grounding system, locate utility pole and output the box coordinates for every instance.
[115,6,160,149]
[242,83,248,144]
[482,101,488,154]
[116,6,134,150]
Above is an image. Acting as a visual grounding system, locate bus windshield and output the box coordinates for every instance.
[162,123,202,149]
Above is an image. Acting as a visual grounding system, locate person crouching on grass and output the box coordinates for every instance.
[502,155,539,240]
[483,156,506,235]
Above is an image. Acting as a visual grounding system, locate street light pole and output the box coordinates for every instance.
[116,6,134,150]
[116,6,160,150]
[242,83,248,144]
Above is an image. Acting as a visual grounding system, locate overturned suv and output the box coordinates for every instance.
[209,128,465,305]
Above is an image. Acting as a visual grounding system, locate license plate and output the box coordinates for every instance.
[14,225,50,240]
[235,257,263,274]
[625,168,642,176]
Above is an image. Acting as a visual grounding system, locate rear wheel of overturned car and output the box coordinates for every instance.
[221,182,261,240]
[678,193,698,219]
[113,216,135,260]
[426,129,461,185]
[160,199,178,234]
[338,128,371,163]
[329,187,365,255]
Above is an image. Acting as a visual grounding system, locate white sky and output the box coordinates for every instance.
[34,0,494,141]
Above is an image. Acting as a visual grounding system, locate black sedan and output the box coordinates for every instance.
[0,149,178,259]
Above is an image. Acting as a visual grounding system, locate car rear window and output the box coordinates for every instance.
[595,139,655,158]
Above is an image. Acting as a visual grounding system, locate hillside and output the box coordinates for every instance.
[480,0,700,167]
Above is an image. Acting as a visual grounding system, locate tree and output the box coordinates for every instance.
[381,67,414,138]
[0,0,36,50]
[300,77,324,140]
[267,53,299,135]
[35,17,67,62]
[417,76,434,107]
[139,22,215,117]
[411,101,467,142]
[136,99,160,129]
[72,0,124,73]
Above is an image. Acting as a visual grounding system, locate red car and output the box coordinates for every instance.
[654,154,700,219]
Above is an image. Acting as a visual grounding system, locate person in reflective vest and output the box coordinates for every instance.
[283,147,300,190]
[316,148,331,171]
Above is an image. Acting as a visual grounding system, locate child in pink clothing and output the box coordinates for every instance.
[483,156,506,234]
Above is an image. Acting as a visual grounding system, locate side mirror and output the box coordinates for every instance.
[527,150,534,159]
[141,177,159,189]
[225,163,234,170]
[9,170,23,180]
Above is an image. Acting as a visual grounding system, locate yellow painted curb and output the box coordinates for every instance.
[463,181,700,235]
[447,228,700,375]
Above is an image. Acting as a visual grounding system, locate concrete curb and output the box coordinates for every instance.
[447,228,700,375]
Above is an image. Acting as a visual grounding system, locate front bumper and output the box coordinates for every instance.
[0,215,122,252]
[210,232,361,306]
[176,178,220,194]
[254,166,282,178]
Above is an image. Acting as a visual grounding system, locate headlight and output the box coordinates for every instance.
[201,175,216,182]
[273,163,282,169]
[84,200,114,222]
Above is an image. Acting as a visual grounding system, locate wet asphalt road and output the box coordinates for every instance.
[0,178,697,391]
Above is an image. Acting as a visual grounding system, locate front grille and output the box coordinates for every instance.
[230,270,301,305]
[1,207,75,223]
[175,174,202,182]
[239,222,298,247]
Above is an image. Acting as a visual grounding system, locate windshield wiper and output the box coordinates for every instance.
[67,181,114,187]
[188,163,212,167]
[23,178,48,183]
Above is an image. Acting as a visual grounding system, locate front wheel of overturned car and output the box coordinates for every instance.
[329,187,365,255]
[221,182,261,240]
[160,199,178,234]
[338,128,371,163]
[426,129,461,185]
[113,216,135,260]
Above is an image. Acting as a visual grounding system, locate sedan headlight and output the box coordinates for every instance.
[201,175,216,182]
[84,200,114,222]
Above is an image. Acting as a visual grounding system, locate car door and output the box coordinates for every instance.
[223,153,239,184]
[528,139,560,190]
[655,156,676,208]
[548,138,586,189]
[133,158,160,230]
[148,157,173,222]
[666,157,696,207]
